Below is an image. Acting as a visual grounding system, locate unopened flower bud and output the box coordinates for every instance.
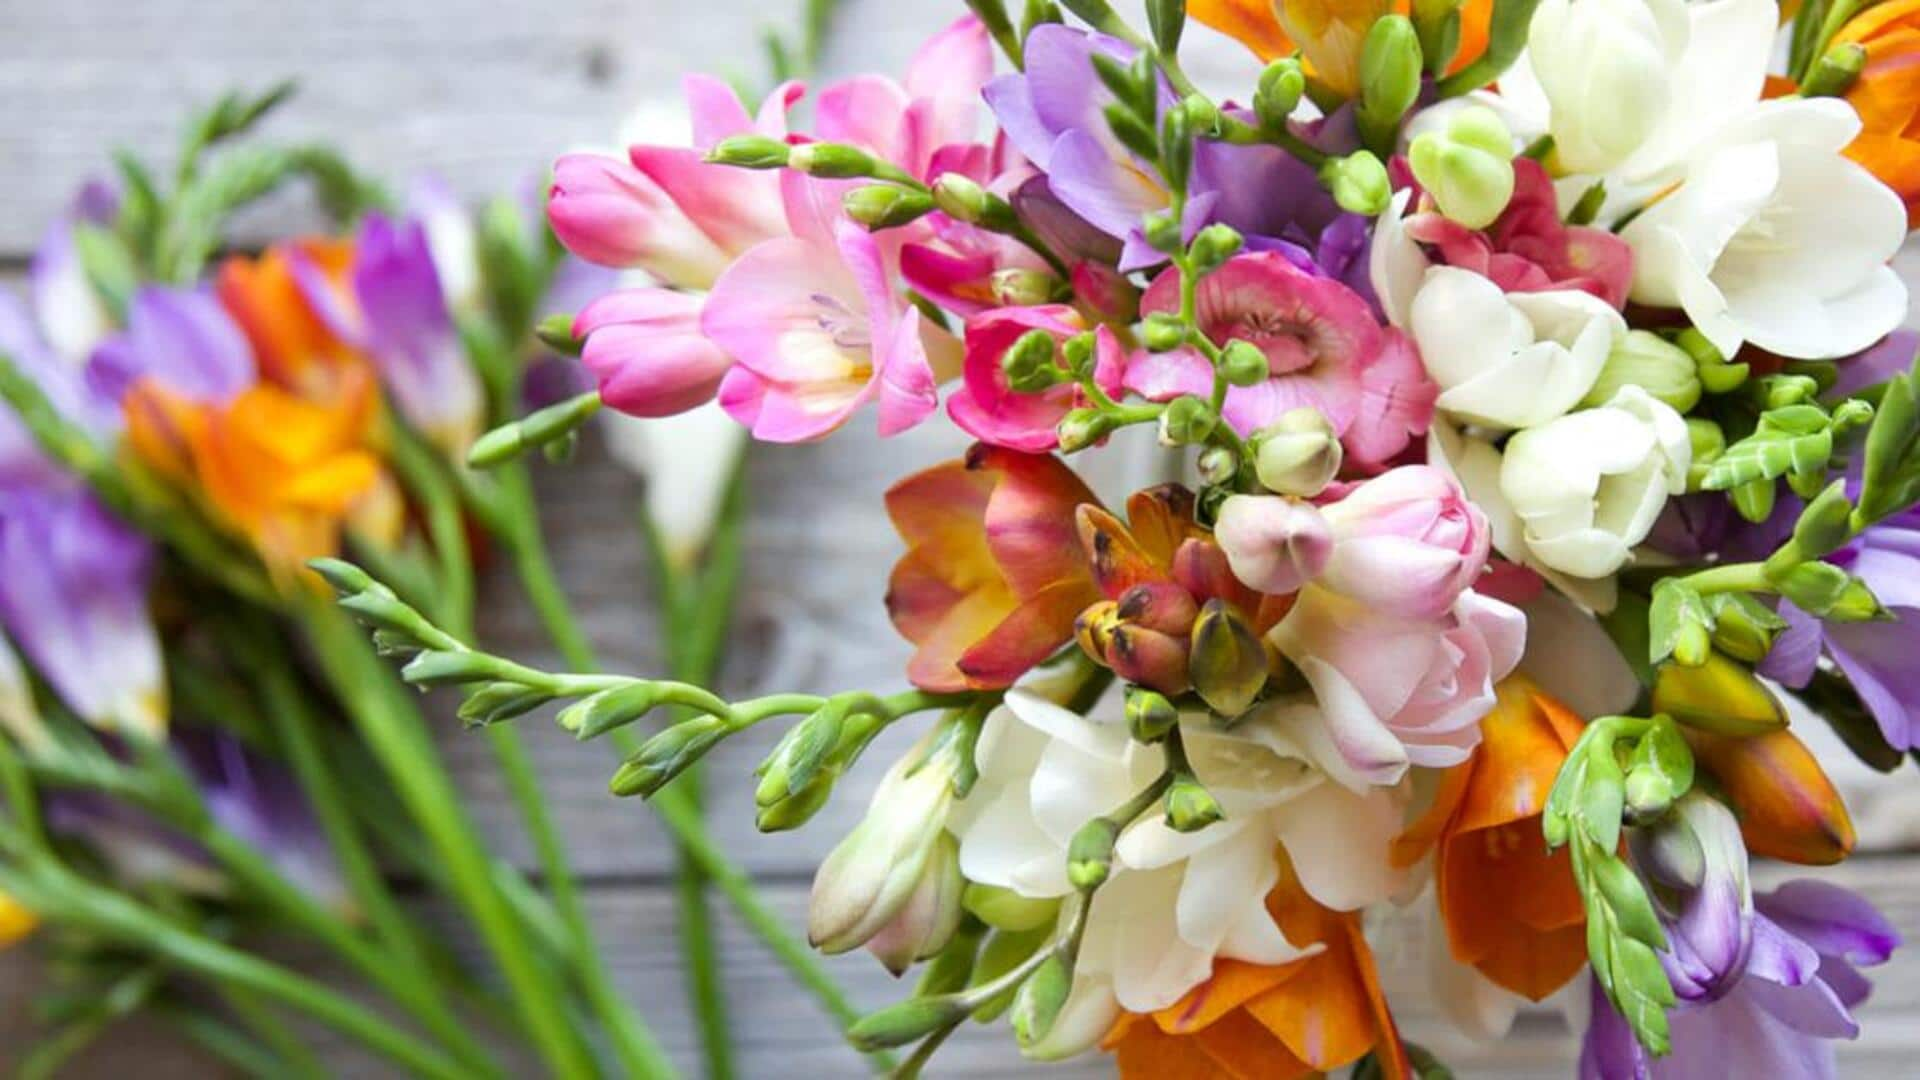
[846,996,972,1052]
[1059,331,1097,375]
[1219,339,1269,388]
[756,779,835,832]
[788,142,878,178]
[1319,151,1392,216]
[1213,494,1334,595]
[1652,653,1788,737]
[706,134,791,169]
[1775,561,1853,618]
[1791,480,1856,560]
[1056,408,1113,452]
[610,715,731,797]
[534,312,585,356]
[1706,593,1784,664]
[1827,579,1884,623]
[809,737,960,954]
[844,184,936,230]
[1583,330,1702,413]
[1686,418,1726,466]
[1143,210,1183,253]
[1067,817,1120,891]
[1159,396,1217,446]
[991,267,1062,307]
[932,173,998,226]
[1180,92,1218,132]
[1254,59,1306,131]
[864,834,966,975]
[1408,106,1515,229]
[1188,599,1269,718]
[1011,952,1073,1049]
[1412,0,1464,75]
[1106,623,1191,693]
[1142,313,1187,352]
[1165,774,1226,832]
[1252,407,1342,496]
[1002,328,1062,393]
[1623,766,1676,822]
[1676,327,1749,393]
[1125,686,1179,743]
[1188,223,1244,274]
[963,883,1059,932]
[1801,42,1867,99]
[1358,15,1423,154]
[1196,445,1239,486]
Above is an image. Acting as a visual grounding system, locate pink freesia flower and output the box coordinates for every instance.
[1270,585,1526,786]
[704,219,958,442]
[1213,494,1335,595]
[815,14,993,180]
[573,288,731,417]
[548,75,799,289]
[1405,157,1634,309]
[1317,466,1491,620]
[947,304,1124,452]
[1129,252,1436,468]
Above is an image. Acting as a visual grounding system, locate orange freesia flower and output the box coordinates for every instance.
[125,365,400,585]
[885,444,1102,692]
[1687,727,1856,866]
[1392,674,1587,1001]
[218,241,368,401]
[1833,0,1920,227]
[1105,864,1410,1080]
[0,889,35,948]
[1191,0,1492,93]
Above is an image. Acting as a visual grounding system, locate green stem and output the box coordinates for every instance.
[299,600,598,1080]
[161,1004,301,1080]
[1678,562,1772,597]
[210,990,330,1080]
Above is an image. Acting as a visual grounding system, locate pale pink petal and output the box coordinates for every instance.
[628,145,786,257]
[683,73,755,148]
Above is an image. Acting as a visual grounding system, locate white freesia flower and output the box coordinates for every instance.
[1527,0,1689,175]
[1410,266,1624,430]
[1622,98,1909,360]
[947,690,1403,1054]
[1500,385,1691,582]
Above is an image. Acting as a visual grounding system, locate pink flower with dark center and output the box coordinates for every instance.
[947,304,1125,452]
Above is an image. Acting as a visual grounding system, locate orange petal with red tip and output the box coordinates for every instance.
[1688,728,1857,865]
[956,580,1099,688]
[1448,678,1581,836]
[1124,485,1203,566]
[1078,504,1172,599]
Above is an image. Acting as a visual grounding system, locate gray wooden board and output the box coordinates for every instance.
[4,0,1920,1075]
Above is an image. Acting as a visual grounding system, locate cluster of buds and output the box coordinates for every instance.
[1071,486,1291,719]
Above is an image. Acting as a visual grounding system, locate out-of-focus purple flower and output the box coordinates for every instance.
[292,211,485,454]
[0,294,118,486]
[46,727,347,911]
[1830,329,1918,400]
[86,285,256,408]
[1760,501,1920,750]
[1583,795,1901,1078]
[0,483,164,738]
[407,176,482,314]
[28,180,118,367]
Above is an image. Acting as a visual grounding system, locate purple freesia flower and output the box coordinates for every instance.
[0,482,164,738]
[1584,796,1900,1078]
[87,285,256,408]
[28,179,118,367]
[0,294,119,487]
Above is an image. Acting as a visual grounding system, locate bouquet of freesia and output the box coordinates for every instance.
[305,0,1920,1075]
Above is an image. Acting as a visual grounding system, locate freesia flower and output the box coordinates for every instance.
[0,484,165,739]
[886,445,1101,692]
[1687,727,1856,866]
[1760,502,1920,751]
[1409,265,1625,431]
[1269,581,1524,782]
[810,13,993,183]
[1583,796,1901,1079]
[291,211,485,455]
[947,689,1404,1041]
[1103,867,1408,1079]
[1131,252,1435,467]
[28,180,117,367]
[1834,0,1920,227]
[572,287,731,418]
[217,242,370,404]
[1622,98,1909,360]
[1498,385,1691,583]
[1315,464,1492,620]
[87,286,255,409]
[947,305,1125,452]
[1526,0,1690,175]
[1189,0,1492,75]
[1214,494,1334,596]
[0,294,118,486]
[1392,677,1589,1010]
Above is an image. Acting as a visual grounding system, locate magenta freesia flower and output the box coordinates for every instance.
[705,218,957,442]
[575,288,732,418]
[1130,252,1436,467]
[946,304,1123,452]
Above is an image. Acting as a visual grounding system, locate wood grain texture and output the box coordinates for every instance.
[4,1,1920,1076]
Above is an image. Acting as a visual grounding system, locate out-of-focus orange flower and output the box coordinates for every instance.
[1833,0,1920,227]
[125,365,399,585]
[0,889,36,948]
[1190,0,1492,93]
[885,445,1102,692]
[1391,675,1587,1001]
[1105,864,1410,1080]
[217,241,368,401]
[1687,727,1856,865]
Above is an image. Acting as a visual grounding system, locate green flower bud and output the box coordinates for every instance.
[1408,106,1515,229]
[609,715,730,797]
[1180,92,1218,133]
[400,649,496,689]
[755,779,835,832]
[1125,685,1179,743]
[1060,331,1097,375]
[1774,561,1853,617]
[1706,593,1786,664]
[1188,599,1268,718]
[706,134,791,169]
[1254,59,1306,132]
[1165,774,1226,833]
[1220,339,1269,388]
[457,682,551,729]
[1827,579,1886,623]
[1802,42,1868,99]
[534,313,584,357]
[1188,223,1244,274]
[787,142,878,178]
[1011,952,1073,1049]
[1196,445,1239,487]
[1319,151,1392,216]
[1686,418,1726,465]
[1142,313,1188,353]
[1159,395,1218,446]
[1622,767,1675,822]
[991,267,1062,307]
[1791,480,1856,560]
[1067,817,1121,891]
[1412,0,1464,75]
[556,682,665,739]
[1002,328,1063,393]
[1358,16,1423,155]
[931,173,997,226]
[1056,408,1113,452]
[1584,330,1703,413]
[962,883,1060,933]
[843,184,936,230]
[1252,407,1342,497]
[846,996,971,1052]
[1143,210,1183,253]
[1676,328,1750,393]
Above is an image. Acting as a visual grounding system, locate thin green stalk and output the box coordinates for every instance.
[160,1005,297,1080]
[209,990,330,1080]
[299,599,598,1080]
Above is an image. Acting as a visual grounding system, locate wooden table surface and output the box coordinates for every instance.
[4,2,1920,1075]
